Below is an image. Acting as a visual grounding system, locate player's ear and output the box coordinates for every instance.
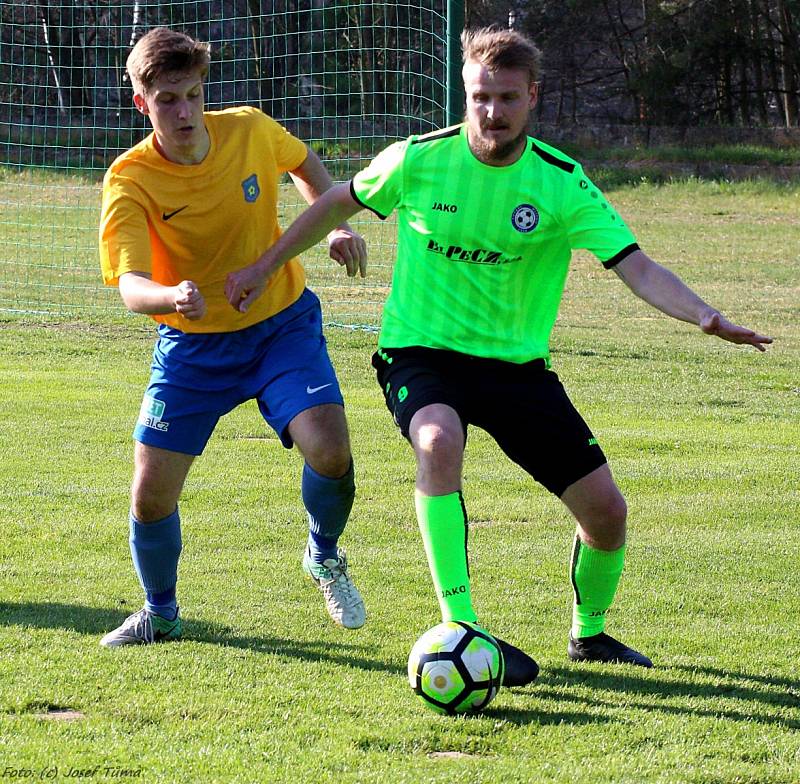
[528,81,539,110]
[133,93,149,115]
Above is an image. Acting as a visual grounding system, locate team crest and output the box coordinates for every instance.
[511,204,539,233]
[242,174,260,203]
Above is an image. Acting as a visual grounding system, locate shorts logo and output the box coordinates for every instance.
[138,394,170,432]
[511,204,539,233]
[242,174,260,203]
[306,383,333,395]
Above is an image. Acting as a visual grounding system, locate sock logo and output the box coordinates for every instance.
[441,585,467,598]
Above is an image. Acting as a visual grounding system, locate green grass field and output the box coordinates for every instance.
[0,179,798,783]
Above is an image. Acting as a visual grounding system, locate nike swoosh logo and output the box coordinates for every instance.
[306,383,333,394]
[153,622,180,641]
[162,205,189,221]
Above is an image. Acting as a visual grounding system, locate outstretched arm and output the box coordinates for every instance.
[225,182,363,313]
[613,250,772,351]
[288,148,367,270]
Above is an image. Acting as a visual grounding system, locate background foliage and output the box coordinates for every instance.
[2,0,798,154]
[468,0,800,128]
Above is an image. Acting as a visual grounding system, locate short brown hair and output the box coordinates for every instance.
[461,27,542,84]
[126,27,211,94]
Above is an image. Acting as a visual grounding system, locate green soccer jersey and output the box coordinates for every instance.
[350,124,639,365]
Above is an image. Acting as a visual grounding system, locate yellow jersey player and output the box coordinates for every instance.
[98,27,367,646]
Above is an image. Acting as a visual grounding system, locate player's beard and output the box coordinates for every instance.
[466,121,528,165]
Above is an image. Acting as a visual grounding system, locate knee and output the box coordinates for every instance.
[414,423,462,470]
[584,492,627,550]
[130,477,149,522]
[130,467,180,522]
[603,492,628,530]
[301,427,352,478]
[130,443,193,522]
[291,405,352,478]
[130,492,176,524]
[307,446,352,479]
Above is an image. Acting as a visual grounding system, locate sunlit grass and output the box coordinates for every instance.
[0,172,798,781]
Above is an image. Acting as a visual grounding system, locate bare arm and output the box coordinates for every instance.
[288,148,340,209]
[289,148,367,270]
[118,271,206,321]
[613,250,772,351]
[225,182,363,313]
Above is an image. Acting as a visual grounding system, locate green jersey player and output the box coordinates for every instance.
[225,27,772,685]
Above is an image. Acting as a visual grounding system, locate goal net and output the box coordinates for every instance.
[0,1,449,328]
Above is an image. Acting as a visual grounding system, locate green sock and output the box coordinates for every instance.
[415,490,477,623]
[570,536,626,638]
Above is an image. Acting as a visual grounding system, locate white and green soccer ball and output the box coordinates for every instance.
[407,621,504,715]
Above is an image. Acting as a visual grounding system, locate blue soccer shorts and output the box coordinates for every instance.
[133,288,344,455]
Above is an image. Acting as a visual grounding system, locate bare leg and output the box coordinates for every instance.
[560,464,627,551]
[131,442,195,522]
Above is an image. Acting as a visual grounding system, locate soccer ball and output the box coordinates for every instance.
[407,621,504,715]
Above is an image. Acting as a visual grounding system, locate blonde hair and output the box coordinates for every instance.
[126,27,211,94]
[461,27,542,84]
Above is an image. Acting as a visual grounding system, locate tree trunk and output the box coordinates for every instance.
[246,0,266,112]
[777,0,799,125]
[359,1,386,117]
[750,0,769,123]
[762,0,785,122]
[36,2,67,115]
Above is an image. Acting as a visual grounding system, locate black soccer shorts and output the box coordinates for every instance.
[371,346,607,497]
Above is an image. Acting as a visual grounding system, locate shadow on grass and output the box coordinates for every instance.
[481,704,609,726]
[543,665,800,729]
[0,601,403,676]
[6,603,794,729]
[1,602,616,727]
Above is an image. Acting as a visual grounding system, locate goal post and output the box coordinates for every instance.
[0,1,459,328]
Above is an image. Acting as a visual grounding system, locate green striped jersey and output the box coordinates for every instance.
[350,123,638,365]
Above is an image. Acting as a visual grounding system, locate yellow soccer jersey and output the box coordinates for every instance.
[99,107,308,332]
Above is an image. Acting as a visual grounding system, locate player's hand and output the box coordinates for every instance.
[327,228,367,278]
[173,280,206,320]
[700,310,773,351]
[225,264,267,313]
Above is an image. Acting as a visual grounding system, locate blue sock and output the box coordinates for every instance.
[302,461,355,564]
[129,509,182,620]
